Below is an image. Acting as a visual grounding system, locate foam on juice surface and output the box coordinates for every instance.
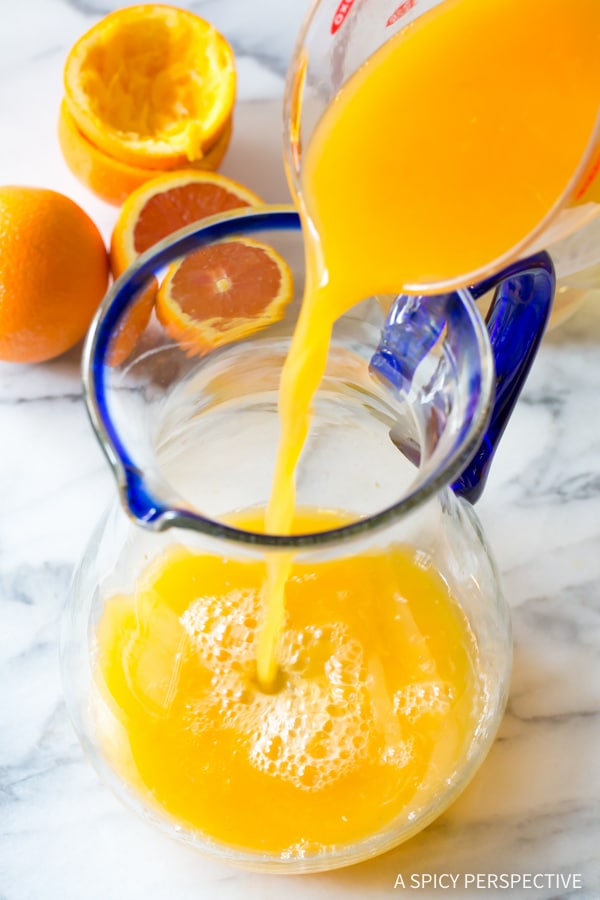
[96,508,485,854]
[183,597,378,792]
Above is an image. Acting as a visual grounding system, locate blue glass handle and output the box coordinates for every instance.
[452,251,555,502]
[370,252,555,505]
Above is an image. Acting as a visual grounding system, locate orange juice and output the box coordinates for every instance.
[95,0,600,854]
[96,508,483,852]
[261,0,600,682]
[299,0,600,297]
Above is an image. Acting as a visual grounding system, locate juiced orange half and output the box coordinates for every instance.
[63,5,236,170]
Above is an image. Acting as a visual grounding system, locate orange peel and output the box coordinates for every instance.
[63,5,236,170]
[58,100,232,206]
[0,186,109,363]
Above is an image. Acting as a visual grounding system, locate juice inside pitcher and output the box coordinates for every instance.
[94,0,600,856]
[96,508,484,852]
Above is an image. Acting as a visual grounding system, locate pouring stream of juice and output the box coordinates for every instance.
[257,0,600,687]
[93,0,600,848]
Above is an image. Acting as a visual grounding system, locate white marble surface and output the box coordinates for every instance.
[1,2,600,899]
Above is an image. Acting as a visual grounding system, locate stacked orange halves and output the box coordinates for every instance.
[59,5,237,205]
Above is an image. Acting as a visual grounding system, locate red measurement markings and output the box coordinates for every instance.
[387,0,416,27]
[331,0,356,34]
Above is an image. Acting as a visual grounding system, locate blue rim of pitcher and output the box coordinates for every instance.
[82,204,494,548]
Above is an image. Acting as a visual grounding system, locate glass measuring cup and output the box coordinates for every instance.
[285,0,600,299]
[62,207,554,872]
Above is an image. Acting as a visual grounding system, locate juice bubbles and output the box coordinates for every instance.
[96,510,483,853]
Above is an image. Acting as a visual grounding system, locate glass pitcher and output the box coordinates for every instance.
[284,0,600,305]
[62,207,554,872]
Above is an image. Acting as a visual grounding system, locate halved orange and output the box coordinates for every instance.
[110,170,262,277]
[63,5,236,170]
[156,238,294,355]
[58,100,232,206]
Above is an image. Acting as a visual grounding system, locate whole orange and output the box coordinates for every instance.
[0,186,109,363]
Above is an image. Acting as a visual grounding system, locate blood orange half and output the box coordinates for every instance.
[156,238,294,355]
[110,170,262,277]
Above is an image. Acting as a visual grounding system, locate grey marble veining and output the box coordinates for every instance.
[1,2,600,899]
